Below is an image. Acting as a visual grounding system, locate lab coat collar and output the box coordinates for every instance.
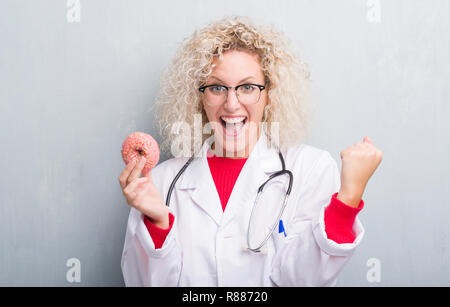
[178,131,283,227]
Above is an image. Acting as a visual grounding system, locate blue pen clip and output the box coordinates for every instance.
[278,219,287,237]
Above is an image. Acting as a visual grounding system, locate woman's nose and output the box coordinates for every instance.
[223,88,241,111]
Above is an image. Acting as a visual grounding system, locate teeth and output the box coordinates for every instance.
[221,116,246,124]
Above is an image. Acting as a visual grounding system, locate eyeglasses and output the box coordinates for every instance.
[199,83,266,106]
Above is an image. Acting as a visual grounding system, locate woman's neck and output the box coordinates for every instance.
[210,142,248,159]
[210,132,260,159]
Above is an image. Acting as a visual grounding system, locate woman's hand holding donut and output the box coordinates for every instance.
[337,136,383,208]
[118,156,169,228]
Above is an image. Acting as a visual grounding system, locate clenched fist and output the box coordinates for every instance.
[337,136,383,208]
[118,157,169,228]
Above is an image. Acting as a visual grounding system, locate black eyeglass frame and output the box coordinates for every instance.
[198,83,266,93]
[198,83,266,105]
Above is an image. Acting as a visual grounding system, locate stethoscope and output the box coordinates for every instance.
[165,150,293,253]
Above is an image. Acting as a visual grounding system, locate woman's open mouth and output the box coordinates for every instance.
[220,116,248,137]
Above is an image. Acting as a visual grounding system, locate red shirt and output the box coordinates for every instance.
[144,155,363,249]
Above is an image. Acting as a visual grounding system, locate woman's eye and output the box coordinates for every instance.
[241,85,256,92]
[210,86,225,93]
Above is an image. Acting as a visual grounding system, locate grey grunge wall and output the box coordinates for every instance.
[0,0,449,286]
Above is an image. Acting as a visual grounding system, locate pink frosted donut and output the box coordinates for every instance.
[121,132,160,174]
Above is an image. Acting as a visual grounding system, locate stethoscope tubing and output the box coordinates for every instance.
[165,156,194,207]
[164,150,293,253]
[247,152,293,252]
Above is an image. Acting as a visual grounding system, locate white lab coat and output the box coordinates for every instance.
[121,131,364,287]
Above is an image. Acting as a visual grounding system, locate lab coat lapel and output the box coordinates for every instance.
[178,135,223,226]
[177,132,282,228]
[220,132,282,229]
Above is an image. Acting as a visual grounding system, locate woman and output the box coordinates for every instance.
[118,16,382,286]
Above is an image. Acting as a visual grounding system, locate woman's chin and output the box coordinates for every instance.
[213,134,258,158]
[211,123,260,158]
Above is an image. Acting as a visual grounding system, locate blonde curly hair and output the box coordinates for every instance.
[153,16,313,157]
